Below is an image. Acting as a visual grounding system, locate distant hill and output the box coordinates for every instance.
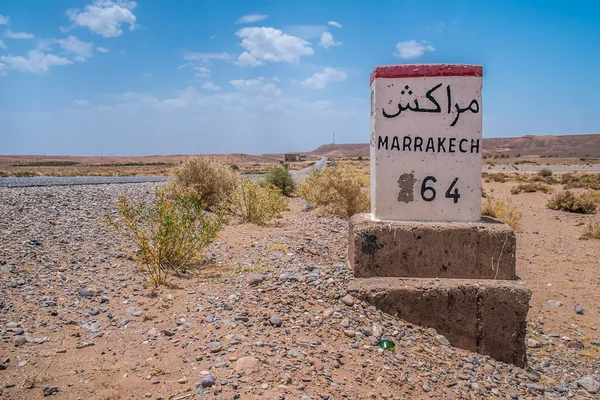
[309,134,600,158]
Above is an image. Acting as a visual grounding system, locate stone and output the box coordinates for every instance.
[208,341,222,353]
[527,339,541,348]
[248,274,266,286]
[269,315,283,327]
[348,277,531,366]
[372,323,383,338]
[43,386,59,396]
[198,375,216,388]
[349,214,517,279]
[574,305,584,315]
[370,64,483,222]
[78,288,94,298]
[436,335,451,347]
[341,294,355,306]
[576,376,600,394]
[235,356,259,374]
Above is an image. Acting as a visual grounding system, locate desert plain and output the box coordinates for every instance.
[1,137,600,399]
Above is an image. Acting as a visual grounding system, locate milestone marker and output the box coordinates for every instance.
[370,64,483,222]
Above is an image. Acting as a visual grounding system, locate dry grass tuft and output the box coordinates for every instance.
[510,182,554,195]
[561,172,600,190]
[581,220,600,240]
[481,196,523,231]
[225,178,288,224]
[546,190,600,214]
[298,165,370,217]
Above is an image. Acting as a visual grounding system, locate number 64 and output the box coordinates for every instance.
[421,176,460,203]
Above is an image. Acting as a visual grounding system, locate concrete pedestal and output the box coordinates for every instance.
[348,277,530,367]
[347,213,531,366]
[349,213,517,280]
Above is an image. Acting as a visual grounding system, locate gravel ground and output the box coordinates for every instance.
[0,183,599,399]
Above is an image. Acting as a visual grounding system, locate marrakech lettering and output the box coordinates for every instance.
[377,135,480,154]
[382,83,479,127]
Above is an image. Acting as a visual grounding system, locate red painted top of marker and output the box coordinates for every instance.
[370,64,483,85]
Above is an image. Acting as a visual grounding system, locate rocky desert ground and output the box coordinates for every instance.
[1,174,599,399]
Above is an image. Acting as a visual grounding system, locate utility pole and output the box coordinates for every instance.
[332,133,335,145]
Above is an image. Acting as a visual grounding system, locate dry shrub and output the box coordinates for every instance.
[528,174,558,184]
[166,156,237,207]
[581,220,600,240]
[481,196,523,231]
[298,165,370,217]
[561,173,600,190]
[104,189,223,287]
[225,178,288,224]
[510,182,553,195]
[482,172,510,183]
[580,220,600,240]
[546,190,599,214]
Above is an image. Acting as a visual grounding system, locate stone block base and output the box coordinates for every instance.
[349,213,516,280]
[348,277,531,366]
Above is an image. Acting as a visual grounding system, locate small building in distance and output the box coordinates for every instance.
[284,153,306,162]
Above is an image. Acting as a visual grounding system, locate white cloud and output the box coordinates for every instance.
[59,36,94,61]
[328,21,342,28]
[184,52,231,62]
[202,82,222,91]
[0,40,6,50]
[235,27,313,66]
[0,50,72,74]
[236,14,268,24]
[230,78,281,96]
[5,29,34,39]
[318,32,342,48]
[66,0,137,38]
[0,15,10,25]
[96,46,109,53]
[36,38,57,51]
[283,25,327,40]
[300,67,347,90]
[194,66,211,78]
[394,40,435,59]
[73,99,91,107]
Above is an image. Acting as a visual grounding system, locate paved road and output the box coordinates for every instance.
[0,175,169,188]
[0,157,328,188]
[291,156,327,181]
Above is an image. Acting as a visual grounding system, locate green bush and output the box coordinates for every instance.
[166,156,237,207]
[538,168,553,178]
[104,189,223,287]
[225,178,288,224]
[264,165,296,196]
[298,165,370,217]
[546,191,599,214]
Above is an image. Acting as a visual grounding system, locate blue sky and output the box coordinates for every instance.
[0,0,599,156]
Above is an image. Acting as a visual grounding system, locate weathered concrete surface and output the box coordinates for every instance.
[370,64,483,222]
[349,213,516,279]
[348,277,531,367]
